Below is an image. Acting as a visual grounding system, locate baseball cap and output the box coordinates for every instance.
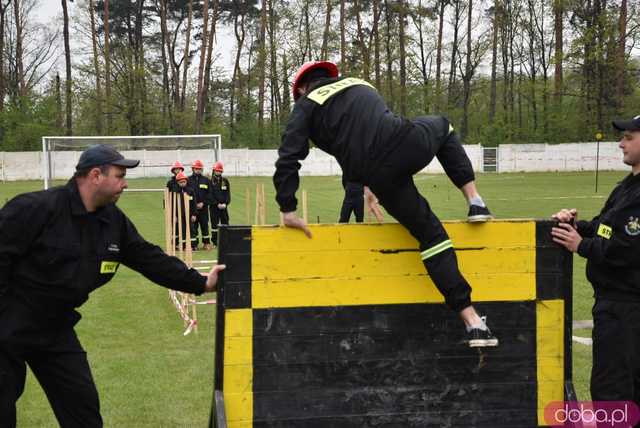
[612,115,640,132]
[76,144,140,170]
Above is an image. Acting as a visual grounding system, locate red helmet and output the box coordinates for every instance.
[191,160,204,169]
[213,161,224,172]
[292,61,339,101]
[176,171,188,182]
[171,161,184,173]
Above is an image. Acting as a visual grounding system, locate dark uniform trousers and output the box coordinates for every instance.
[191,208,210,248]
[0,301,102,428]
[339,185,364,223]
[210,207,229,245]
[591,299,640,405]
[367,116,474,312]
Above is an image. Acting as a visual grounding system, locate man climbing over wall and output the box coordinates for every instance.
[273,61,497,347]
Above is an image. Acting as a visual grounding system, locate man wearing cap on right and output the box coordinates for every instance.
[551,115,640,407]
[0,144,225,427]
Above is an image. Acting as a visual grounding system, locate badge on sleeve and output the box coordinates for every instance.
[597,224,612,239]
[624,216,640,236]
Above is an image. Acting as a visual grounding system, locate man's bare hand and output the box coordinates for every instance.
[364,186,384,222]
[282,211,312,238]
[551,223,582,253]
[203,264,226,292]
[197,202,204,209]
[552,208,577,224]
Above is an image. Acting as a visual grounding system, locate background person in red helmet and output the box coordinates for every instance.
[174,171,197,250]
[210,161,231,247]
[273,60,497,347]
[166,160,185,193]
[188,160,213,251]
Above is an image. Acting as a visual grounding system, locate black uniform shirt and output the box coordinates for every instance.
[0,180,206,328]
[273,77,413,212]
[188,174,213,206]
[577,173,640,301]
[211,175,231,205]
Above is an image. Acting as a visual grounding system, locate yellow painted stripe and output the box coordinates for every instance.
[536,299,564,425]
[252,222,536,308]
[307,77,376,105]
[224,309,253,424]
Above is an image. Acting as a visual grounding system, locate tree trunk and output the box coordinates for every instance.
[56,73,62,130]
[373,0,381,89]
[104,0,111,132]
[267,0,280,127]
[89,0,102,133]
[434,0,446,112]
[14,0,24,98]
[230,13,246,142]
[354,0,370,80]
[340,0,345,71]
[203,0,219,125]
[398,0,406,116]
[180,0,193,112]
[489,1,499,124]
[195,0,210,132]
[553,0,562,103]
[461,0,472,139]
[447,0,462,108]
[321,0,331,60]
[62,0,72,136]
[158,0,172,130]
[0,0,11,112]
[384,0,394,109]
[257,0,267,146]
[615,0,627,110]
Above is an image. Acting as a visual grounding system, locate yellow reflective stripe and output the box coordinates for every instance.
[100,261,120,274]
[448,124,454,135]
[199,184,208,189]
[420,240,453,260]
[307,78,376,105]
[597,224,612,239]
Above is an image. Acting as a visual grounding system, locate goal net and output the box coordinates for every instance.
[41,135,222,189]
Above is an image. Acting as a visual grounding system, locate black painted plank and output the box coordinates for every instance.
[253,356,536,392]
[252,383,537,421]
[252,302,536,337]
[253,409,540,428]
[218,226,252,309]
[536,221,572,300]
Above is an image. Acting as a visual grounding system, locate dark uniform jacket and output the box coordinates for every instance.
[166,176,180,192]
[211,175,231,206]
[188,174,213,208]
[576,173,640,301]
[274,76,413,212]
[0,180,206,329]
[173,185,197,221]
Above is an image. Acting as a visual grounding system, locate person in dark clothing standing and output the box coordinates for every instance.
[551,115,640,407]
[166,160,185,193]
[339,178,365,223]
[174,171,197,250]
[273,61,497,347]
[210,161,231,246]
[188,160,213,251]
[0,145,225,428]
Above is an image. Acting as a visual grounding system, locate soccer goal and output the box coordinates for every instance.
[41,134,222,189]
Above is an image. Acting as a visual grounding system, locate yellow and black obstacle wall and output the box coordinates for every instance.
[210,220,575,428]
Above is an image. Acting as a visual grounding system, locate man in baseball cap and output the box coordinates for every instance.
[75,144,140,170]
[612,115,640,132]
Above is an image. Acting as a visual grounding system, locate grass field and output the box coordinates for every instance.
[1,170,623,427]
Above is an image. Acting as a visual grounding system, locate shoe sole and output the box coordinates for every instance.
[468,215,493,223]
[469,338,499,347]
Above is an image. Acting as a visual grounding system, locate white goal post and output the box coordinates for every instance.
[42,134,222,189]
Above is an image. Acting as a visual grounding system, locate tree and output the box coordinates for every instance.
[62,0,73,136]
